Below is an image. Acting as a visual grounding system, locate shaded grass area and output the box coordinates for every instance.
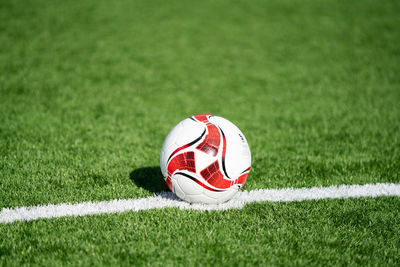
[1,197,399,265]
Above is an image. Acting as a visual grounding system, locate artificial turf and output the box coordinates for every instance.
[1,0,400,265]
[1,198,399,266]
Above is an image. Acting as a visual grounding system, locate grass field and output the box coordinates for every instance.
[1,0,400,265]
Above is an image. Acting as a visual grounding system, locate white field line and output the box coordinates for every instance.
[1,183,400,224]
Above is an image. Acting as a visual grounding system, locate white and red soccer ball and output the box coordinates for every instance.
[160,115,251,204]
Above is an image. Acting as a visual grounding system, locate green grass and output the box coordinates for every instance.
[1,0,400,265]
[1,198,399,266]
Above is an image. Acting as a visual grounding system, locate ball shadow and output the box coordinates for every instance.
[129,166,169,193]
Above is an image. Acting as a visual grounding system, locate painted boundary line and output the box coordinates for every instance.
[1,183,400,224]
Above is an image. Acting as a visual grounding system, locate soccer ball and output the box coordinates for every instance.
[160,115,251,204]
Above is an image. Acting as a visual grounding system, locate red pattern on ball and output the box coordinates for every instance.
[167,151,196,175]
[194,115,220,156]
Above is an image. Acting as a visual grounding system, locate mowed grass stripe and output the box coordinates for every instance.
[1,183,399,224]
